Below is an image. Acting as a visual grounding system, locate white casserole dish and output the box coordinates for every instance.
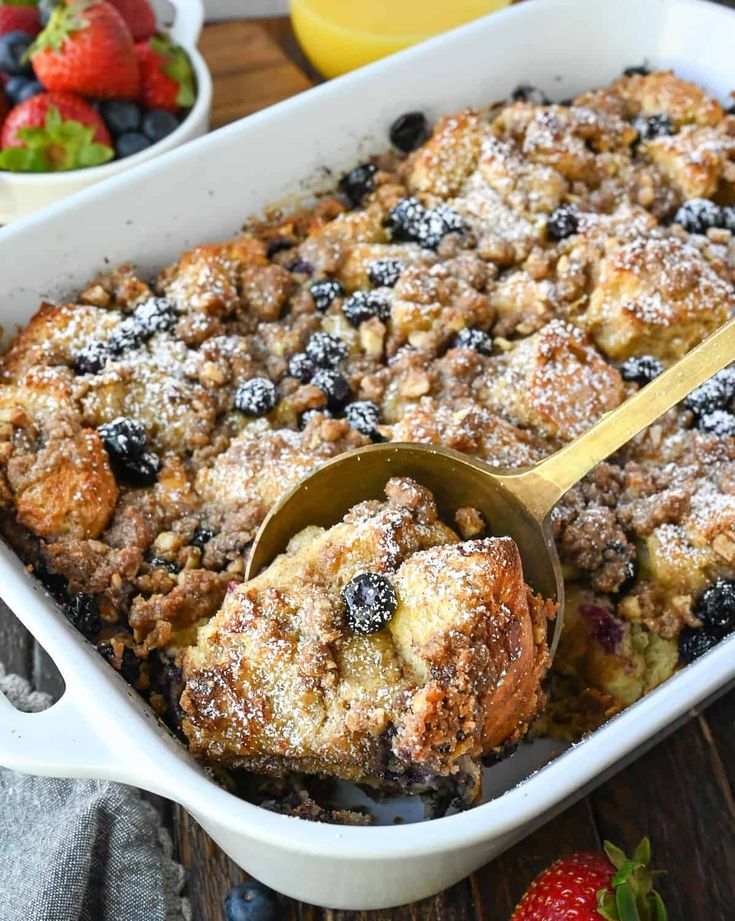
[1,0,735,909]
[0,0,212,224]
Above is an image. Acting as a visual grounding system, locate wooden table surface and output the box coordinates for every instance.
[3,12,735,921]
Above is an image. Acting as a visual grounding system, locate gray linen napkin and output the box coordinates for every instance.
[0,663,190,921]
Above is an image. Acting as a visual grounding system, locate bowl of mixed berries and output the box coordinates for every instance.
[0,0,210,221]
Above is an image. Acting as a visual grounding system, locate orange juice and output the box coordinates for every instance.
[290,0,514,78]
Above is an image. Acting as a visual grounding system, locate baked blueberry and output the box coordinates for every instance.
[310,277,344,310]
[368,258,403,288]
[133,297,177,336]
[285,256,314,276]
[697,410,735,437]
[142,109,179,143]
[108,315,147,354]
[623,65,650,76]
[120,451,161,486]
[620,354,664,385]
[149,556,180,573]
[510,84,549,105]
[673,198,722,235]
[34,563,68,602]
[345,400,381,437]
[115,131,152,159]
[684,368,735,417]
[98,416,148,462]
[720,205,735,233]
[547,204,579,241]
[99,100,142,136]
[287,351,316,383]
[74,340,112,375]
[678,626,720,663]
[339,162,377,206]
[119,647,142,684]
[65,593,101,640]
[0,32,33,76]
[389,111,429,152]
[343,572,398,635]
[311,369,350,411]
[632,113,675,142]
[191,525,215,550]
[388,197,463,249]
[234,377,279,416]
[224,881,279,921]
[697,579,735,634]
[342,290,390,327]
[305,331,347,368]
[452,327,493,356]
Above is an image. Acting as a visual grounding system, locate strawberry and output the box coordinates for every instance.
[0,85,8,129]
[511,839,667,921]
[0,3,41,38]
[29,0,139,100]
[135,34,194,113]
[0,90,113,170]
[107,0,154,41]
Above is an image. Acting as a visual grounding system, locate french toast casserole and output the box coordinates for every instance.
[2,67,735,820]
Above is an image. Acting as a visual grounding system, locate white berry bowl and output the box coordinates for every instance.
[0,0,211,224]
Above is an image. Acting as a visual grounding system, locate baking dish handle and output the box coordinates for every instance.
[0,681,121,782]
[168,0,205,48]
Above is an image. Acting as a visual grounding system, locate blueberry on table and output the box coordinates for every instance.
[342,290,390,327]
[99,99,142,136]
[5,76,43,104]
[310,277,344,311]
[678,626,720,663]
[0,32,34,76]
[620,354,664,385]
[234,377,279,417]
[65,593,101,640]
[224,881,280,921]
[632,113,675,143]
[368,257,403,288]
[142,108,179,143]
[697,579,735,634]
[345,400,381,437]
[343,572,398,635]
[546,204,579,241]
[115,131,151,159]
[305,331,347,368]
[287,351,316,383]
[510,84,549,105]
[698,410,735,438]
[673,198,722,235]
[311,368,350,411]
[73,340,112,375]
[452,327,493,356]
[389,110,429,152]
[338,162,377,206]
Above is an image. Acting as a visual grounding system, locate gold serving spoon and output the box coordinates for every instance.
[247,317,735,655]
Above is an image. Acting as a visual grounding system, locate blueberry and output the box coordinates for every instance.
[99,100,142,137]
[547,204,579,241]
[34,564,67,602]
[697,579,735,634]
[387,196,426,241]
[387,197,463,250]
[673,198,722,235]
[624,65,650,77]
[342,290,390,327]
[149,556,180,573]
[345,400,381,437]
[721,206,735,233]
[285,256,314,276]
[74,340,112,375]
[632,113,675,143]
[684,368,735,416]
[678,626,720,663]
[287,351,316,383]
[452,327,493,356]
[339,163,377,207]
[6,77,43,104]
[698,410,735,437]
[98,416,148,462]
[234,377,278,416]
[305,332,347,368]
[65,593,101,640]
[510,84,549,105]
[119,451,161,487]
[191,525,214,550]
[0,32,34,76]
[109,315,147,354]
[119,646,141,684]
[132,297,177,335]
[311,369,350,411]
[224,881,279,921]
[343,572,398,634]
[265,237,295,258]
[620,354,664,385]
[389,111,429,152]
[115,131,152,159]
[368,258,403,288]
[310,278,344,311]
[142,109,179,143]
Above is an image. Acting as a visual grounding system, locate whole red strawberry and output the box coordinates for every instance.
[29,0,139,100]
[0,3,41,38]
[0,90,113,170]
[511,839,667,921]
[107,0,154,41]
[135,34,194,113]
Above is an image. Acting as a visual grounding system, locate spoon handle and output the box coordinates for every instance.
[503,316,735,520]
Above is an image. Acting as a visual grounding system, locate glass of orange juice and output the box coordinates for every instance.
[290,0,515,79]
